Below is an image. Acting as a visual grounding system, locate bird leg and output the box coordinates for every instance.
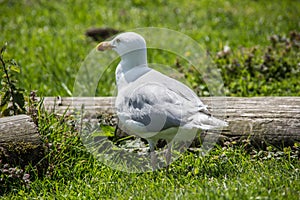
[148,141,157,171]
[114,124,119,137]
[165,142,172,173]
[150,151,157,171]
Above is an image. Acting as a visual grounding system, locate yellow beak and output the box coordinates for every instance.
[96,41,114,51]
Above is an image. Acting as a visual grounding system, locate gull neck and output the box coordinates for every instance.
[119,49,147,72]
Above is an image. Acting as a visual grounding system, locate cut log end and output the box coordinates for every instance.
[0,115,45,166]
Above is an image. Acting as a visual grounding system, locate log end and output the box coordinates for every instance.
[0,141,46,167]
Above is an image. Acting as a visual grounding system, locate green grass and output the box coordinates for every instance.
[2,112,300,199]
[11,156,300,199]
[0,0,300,199]
[0,0,299,96]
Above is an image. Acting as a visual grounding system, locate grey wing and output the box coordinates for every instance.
[148,70,211,115]
[119,82,195,132]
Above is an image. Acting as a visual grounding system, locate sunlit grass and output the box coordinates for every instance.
[1,0,299,96]
[0,0,299,199]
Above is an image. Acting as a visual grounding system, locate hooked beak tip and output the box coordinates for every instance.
[96,42,114,51]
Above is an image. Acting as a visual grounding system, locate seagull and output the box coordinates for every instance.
[96,32,228,170]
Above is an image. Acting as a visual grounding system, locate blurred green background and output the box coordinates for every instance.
[0,0,299,96]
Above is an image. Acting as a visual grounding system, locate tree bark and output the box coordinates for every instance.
[42,96,300,147]
[1,97,297,164]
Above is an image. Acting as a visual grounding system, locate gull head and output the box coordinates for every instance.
[97,32,146,57]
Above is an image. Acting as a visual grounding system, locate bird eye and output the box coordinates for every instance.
[116,38,121,43]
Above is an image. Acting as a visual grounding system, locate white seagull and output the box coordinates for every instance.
[97,32,228,169]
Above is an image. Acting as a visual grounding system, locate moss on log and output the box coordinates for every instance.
[0,115,44,166]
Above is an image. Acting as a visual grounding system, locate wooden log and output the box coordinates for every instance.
[42,96,300,147]
[0,115,44,166]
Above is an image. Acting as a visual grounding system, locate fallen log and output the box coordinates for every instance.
[1,97,296,167]
[42,96,300,147]
[0,114,44,166]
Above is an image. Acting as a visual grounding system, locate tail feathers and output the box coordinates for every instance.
[186,113,228,130]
